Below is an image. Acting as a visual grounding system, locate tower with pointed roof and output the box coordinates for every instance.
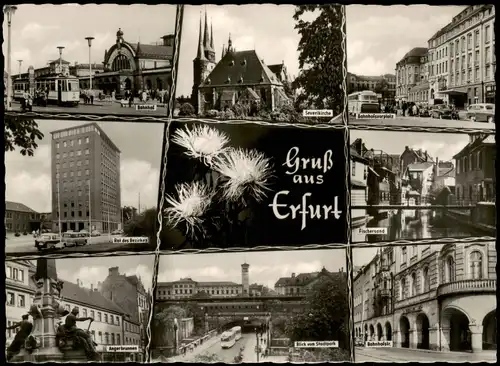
[192,11,217,111]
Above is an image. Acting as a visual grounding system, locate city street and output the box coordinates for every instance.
[350,115,495,131]
[9,99,170,118]
[355,347,497,362]
[5,234,155,256]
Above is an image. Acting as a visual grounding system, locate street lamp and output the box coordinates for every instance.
[4,5,17,111]
[173,318,178,356]
[255,327,260,363]
[57,46,65,74]
[85,36,95,91]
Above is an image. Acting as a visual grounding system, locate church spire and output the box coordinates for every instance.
[227,33,233,53]
[210,21,214,50]
[196,13,205,59]
[203,10,211,50]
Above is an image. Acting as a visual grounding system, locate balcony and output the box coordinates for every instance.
[437,279,496,297]
[379,288,391,298]
[394,289,436,310]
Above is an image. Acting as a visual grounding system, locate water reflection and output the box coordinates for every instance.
[352,209,484,243]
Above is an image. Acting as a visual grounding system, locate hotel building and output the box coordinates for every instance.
[50,123,121,233]
[353,242,496,353]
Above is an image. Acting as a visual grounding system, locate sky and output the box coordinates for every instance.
[176,4,305,97]
[351,130,470,162]
[353,247,379,267]
[5,120,163,212]
[54,254,155,291]
[2,4,177,74]
[157,249,347,289]
[346,5,466,76]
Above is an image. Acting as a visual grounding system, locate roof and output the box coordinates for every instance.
[158,280,241,287]
[128,42,173,60]
[49,59,71,65]
[201,49,282,87]
[73,63,105,69]
[267,63,285,76]
[350,146,368,163]
[453,134,495,158]
[407,162,434,171]
[61,281,126,315]
[5,201,38,214]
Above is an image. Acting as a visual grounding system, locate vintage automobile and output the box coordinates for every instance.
[466,103,495,123]
[34,233,61,251]
[431,104,457,119]
[61,232,88,247]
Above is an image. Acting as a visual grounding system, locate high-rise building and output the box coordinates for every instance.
[50,123,121,233]
[430,5,496,108]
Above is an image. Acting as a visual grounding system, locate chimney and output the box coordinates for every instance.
[76,279,80,287]
[405,146,409,151]
[109,267,119,276]
[97,281,102,291]
[291,273,296,278]
[91,283,94,291]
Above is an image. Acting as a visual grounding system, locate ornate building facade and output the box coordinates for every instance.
[191,11,290,115]
[353,242,496,353]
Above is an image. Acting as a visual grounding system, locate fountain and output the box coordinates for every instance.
[11,258,91,362]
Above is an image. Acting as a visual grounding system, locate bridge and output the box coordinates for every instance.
[156,295,305,305]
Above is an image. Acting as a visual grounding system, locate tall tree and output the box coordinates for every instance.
[121,206,138,223]
[153,305,187,348]
[4,115,44,156]
[292,5,345,114]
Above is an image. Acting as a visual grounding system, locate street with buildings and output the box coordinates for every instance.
[4,5,177,116]
[350,130,496,243]
[347,5,495,122]
[5,256,153,362]
[151,251,351,363]
[352,242,496,362]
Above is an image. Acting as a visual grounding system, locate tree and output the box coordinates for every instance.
[153,305,187,347]
[292,5,344,115]
[374,79,389,98]
[178,102,195,116]
[121,206,138,223]
[4,115,44,156]
[123,207,159,248]
[286,274,349,350]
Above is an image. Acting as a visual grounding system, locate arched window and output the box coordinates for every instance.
[422,267,430,292]
[470,251,483,279]
[400,278,406,300]
[411,272,417,296]
[112,54,130,72]
[446,256,455,283]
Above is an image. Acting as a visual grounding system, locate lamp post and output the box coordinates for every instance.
[4,5,17,111]
[173,318,178,356]
[255,327,260,363]
[57,46,65,74]
[85,37,94,91]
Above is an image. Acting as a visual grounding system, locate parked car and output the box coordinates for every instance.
[466,103,495,123]
[355,338,365,347]
[35,233,61,251]
[62,232,88,247]
[419,108,431,117]
[431,104,454,119]
[111,229,124,235]
[91,230,101,237]
[79,229,90,236]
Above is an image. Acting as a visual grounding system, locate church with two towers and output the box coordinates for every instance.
[191,11,291,115]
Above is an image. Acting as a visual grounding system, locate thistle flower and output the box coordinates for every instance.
[171,124,229,165]
[212,148,274,203]
[165,181,213,236]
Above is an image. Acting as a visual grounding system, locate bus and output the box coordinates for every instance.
[13,74,80,106]
[231,326,242,341]
[348,90,380,115]
[221,330,236,349]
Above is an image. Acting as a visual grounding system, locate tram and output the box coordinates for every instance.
[12,74,80,106]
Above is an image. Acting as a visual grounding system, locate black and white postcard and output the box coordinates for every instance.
[159,121,348,250]
[151,249,351,363]
[172,4,345,124]
[352,242,496,363]
[5,118,162,257]
[350,129,496,244]
[5,255,154,362]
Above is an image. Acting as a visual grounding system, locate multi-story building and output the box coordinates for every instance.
[401,162,435,205]
[354,242,496,353]
[5,260,35,345]
[347,72,397,101]
[5,201,41,233]
[274,267,346,296]
[433,5,496,108]
[50,123,121,233]
[349,140,369,228]
[453,134,496,205]
[99,266,150,355]
[5,262,135,358]
[395,47,429,102]
[123,316,142,348]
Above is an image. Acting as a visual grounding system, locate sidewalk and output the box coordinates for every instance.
[167,335,220,362]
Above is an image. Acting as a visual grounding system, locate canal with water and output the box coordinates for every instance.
[352,208,488,243]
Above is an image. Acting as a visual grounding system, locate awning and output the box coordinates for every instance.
[408,190,421,196]
[351,179,367,188]
[439,89,467,96]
